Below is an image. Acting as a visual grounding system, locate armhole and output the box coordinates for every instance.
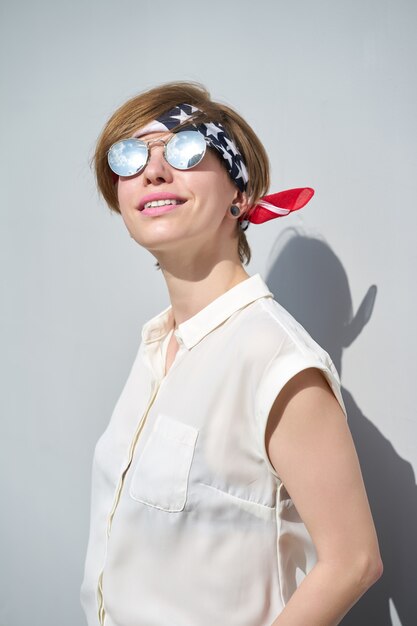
[255,343,347,480]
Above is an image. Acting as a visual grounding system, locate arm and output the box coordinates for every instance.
[266,367,383,626]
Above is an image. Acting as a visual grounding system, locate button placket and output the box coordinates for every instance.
[96,378,161,625]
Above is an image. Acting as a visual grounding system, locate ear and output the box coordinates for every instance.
[231,189,250,214]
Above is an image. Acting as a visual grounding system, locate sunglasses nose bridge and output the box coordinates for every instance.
[144,137,170,166]
[146,137,168,148]
[140,137,174,180]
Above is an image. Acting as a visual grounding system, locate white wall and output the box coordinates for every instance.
[1,1,416,624]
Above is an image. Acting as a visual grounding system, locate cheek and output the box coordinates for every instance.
[117,180,126,201]
[117,179,135,210]
[116,183,140,228]
[205,178,236,213]
[192,168,235,206]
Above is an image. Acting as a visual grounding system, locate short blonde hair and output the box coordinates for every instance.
[93,81,270,266]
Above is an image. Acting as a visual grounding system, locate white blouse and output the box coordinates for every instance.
[80,273,347,626]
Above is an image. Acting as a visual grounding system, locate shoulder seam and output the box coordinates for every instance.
[258,299,312,356]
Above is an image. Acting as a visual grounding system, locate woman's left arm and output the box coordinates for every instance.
[266,367,383,626]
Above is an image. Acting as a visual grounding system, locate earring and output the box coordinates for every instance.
[230,205,240,217]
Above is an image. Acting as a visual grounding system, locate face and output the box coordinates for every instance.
[115,131,247,266]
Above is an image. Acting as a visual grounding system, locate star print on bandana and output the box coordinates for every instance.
[150,104,249,192]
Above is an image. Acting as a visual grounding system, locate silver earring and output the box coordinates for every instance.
[230,205,240,217]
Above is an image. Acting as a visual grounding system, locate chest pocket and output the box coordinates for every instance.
[129,413,199,512]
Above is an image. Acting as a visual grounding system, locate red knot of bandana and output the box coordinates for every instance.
[242,187,315,226]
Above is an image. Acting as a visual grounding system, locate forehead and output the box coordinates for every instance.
[132,118,174,140]
[132,129,173,142]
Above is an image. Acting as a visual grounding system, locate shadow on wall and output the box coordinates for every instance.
[265,227,417,626]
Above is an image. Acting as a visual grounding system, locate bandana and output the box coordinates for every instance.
[245,188,315,226]
[135,103,248,192]
[134,103,315,225]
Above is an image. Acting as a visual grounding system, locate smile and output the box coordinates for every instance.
[140,199,186,216]
[138,193,187,213]
[143,199,184,209]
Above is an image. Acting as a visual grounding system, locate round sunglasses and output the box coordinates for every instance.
[107,130,208,177]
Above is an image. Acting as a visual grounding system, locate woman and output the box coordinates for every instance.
[80,81,382,626]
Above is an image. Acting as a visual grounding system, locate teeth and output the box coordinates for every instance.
[143,199,182,209]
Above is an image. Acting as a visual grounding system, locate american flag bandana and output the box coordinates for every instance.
[134,103,314,226]
[135,103,249,193]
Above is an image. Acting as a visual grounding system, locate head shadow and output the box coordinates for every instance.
[265,226,417,625]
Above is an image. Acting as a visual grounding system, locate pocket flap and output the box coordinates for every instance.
[129,414,199,512]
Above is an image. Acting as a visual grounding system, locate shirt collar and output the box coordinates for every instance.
[141,273,274,350]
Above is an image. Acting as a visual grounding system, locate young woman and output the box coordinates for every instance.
[80,81,382,626]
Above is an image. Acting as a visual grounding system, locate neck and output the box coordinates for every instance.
[161,261,250,328]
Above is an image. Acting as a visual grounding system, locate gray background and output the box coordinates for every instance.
[1,0,416,625]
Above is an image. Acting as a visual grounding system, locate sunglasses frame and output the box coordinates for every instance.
[107,130,209,177]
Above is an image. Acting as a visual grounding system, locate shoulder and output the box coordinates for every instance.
[234,296,347,415]
[233,295,330,366]
[249,297,347,426]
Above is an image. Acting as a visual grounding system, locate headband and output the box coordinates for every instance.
[135,103,248,193]
[134,103,315,225]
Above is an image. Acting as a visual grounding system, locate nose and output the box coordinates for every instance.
[142,141,173,186]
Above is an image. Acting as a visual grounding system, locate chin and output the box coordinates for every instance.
[135,235,183,254]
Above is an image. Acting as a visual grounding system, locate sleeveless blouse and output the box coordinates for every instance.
[80,273,347,626]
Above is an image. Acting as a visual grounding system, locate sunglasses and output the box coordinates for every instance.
[107,130,208,177]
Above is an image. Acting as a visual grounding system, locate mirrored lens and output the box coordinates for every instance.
[165,131,207,170]
[107,139,148,176]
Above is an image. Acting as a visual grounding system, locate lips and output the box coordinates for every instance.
[138,192,186,211]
